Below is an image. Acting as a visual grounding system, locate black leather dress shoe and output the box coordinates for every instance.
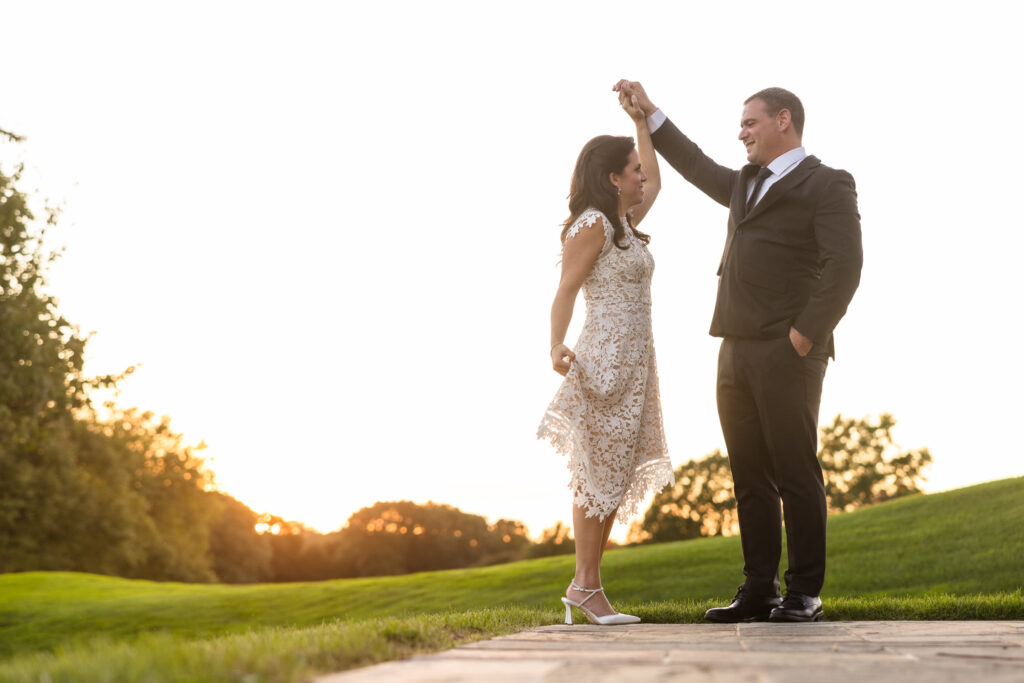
[704,586,782,623]
[768,592,823,622]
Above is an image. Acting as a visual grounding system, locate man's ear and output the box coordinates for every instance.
[777,108,792,133]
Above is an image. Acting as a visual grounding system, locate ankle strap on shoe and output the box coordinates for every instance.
[569,581,604,606]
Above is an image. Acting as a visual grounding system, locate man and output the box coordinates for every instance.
[613,80,862,622]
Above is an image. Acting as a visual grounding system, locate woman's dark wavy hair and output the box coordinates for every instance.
[561,135,650,249]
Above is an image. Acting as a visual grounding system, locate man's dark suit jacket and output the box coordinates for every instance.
[651,119,863,357]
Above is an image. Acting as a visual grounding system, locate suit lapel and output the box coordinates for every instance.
[741,155,821,222]
[732,164,760,220]
[718,165,761,274]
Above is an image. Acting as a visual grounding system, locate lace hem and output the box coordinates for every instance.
[537,410,674,524]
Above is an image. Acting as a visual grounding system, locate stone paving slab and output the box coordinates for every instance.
[316,621,1024,682]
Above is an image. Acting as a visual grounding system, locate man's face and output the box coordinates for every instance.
[738,98,781,166]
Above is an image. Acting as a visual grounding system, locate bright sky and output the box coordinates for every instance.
[5,1,1022,542]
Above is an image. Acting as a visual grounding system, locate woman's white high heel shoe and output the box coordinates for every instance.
[561,581,641,625]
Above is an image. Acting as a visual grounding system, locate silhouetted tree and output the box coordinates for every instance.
[0,155,132,572]
[0,146,217,580]
[4,140,566,583]
[818,413,932,512]
[628,450,736,544]
[81,406,215,581]
[261,517,336,582]
[329,501,532,576]
[632,414,932,544]
[481,518,531,564]
[527,521,575,558]
[207,492,272,583]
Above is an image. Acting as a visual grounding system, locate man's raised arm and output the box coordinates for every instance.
[613,79,738,208]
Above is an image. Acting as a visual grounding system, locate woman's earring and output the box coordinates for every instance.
[616,186,621,197]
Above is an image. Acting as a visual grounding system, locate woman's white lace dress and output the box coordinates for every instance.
[538,208,674,523]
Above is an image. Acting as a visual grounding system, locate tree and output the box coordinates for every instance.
[1,143,218,581]
[0,155,118,571]
[628,450,737,544]
[481,518,532,564]
[1,147,563,581]
[331,501,496,576]
[207,492,273,583]
[319,501,539,577]
[633,414,932,544]
[818,413,932,512]
[526,521,576,558]
[106,408,216,582]
[256,516,335,582]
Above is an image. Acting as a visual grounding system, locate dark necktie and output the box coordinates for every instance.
[746,166,774,214]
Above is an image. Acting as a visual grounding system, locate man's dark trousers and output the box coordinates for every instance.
[717,336,829,598]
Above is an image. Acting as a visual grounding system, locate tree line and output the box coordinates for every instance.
[1,143,579,582]
[0,140,928,583]
[629,413,932,544]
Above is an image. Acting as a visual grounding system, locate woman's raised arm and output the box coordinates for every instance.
[620,93,660,226]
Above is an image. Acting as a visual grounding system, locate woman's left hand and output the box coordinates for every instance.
[619,91,645,123]
[551,343,575,376]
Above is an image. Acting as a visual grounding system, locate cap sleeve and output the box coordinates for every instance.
[565,208,614,253]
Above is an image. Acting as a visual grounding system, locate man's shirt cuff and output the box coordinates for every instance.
[646,109,666,133]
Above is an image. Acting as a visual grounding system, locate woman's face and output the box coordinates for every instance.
[612,149,646,211]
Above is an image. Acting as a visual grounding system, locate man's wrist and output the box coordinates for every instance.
[646,108,667,134]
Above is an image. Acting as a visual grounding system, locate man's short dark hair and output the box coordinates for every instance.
[746,87,804,137]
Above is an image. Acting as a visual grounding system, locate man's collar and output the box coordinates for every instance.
[767,146,807,175]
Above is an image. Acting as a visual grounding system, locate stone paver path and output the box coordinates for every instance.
[317,621,1024,682]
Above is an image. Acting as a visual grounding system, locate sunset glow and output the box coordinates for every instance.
[4,0,1021,543]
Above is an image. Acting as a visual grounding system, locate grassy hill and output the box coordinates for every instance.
[1,477,1022,681]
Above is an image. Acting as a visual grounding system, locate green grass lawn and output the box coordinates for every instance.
[1,477,1022,682]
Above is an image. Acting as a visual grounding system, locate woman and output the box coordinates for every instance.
[537,93,674,625]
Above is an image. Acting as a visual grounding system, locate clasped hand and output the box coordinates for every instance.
[551,343,576,376]
[618,90,645,122]
[613,80,657,120]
